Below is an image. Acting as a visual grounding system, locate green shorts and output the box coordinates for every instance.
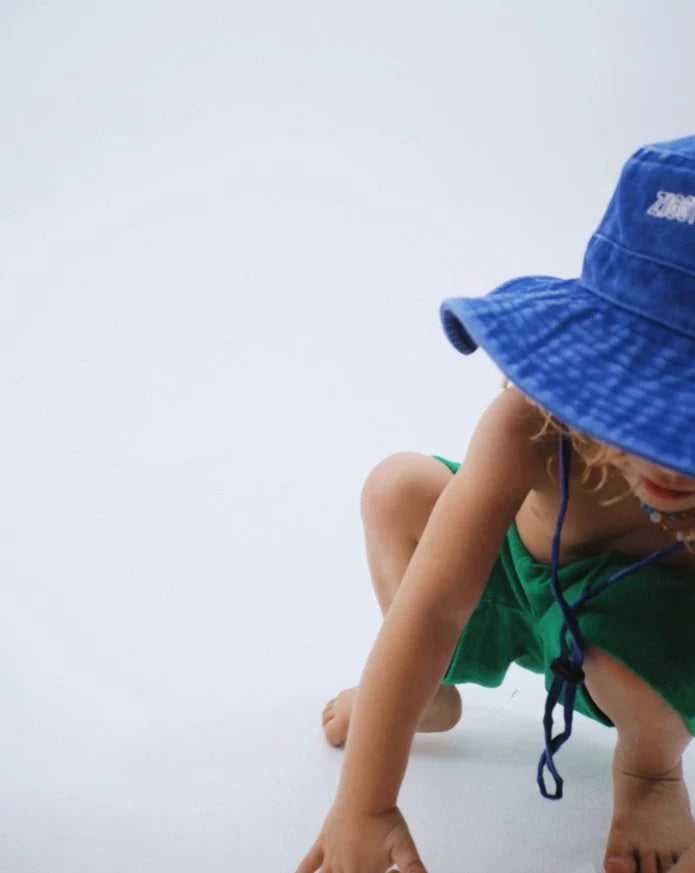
[433,455,695,733]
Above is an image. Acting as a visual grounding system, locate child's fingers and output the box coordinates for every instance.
[293,840,323,873]
[389,826,428,873]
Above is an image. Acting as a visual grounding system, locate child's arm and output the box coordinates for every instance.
[295,388,547,873]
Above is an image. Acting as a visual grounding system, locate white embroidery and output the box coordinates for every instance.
[646,190,695,224]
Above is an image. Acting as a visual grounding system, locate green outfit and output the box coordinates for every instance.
[433,456,695,734]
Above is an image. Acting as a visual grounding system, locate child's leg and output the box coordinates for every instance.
[583,646,695,873]
[322,452,461,747]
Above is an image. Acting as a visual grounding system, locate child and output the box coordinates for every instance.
[295,136,695,873]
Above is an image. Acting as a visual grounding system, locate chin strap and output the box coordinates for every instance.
[536,434,685,800]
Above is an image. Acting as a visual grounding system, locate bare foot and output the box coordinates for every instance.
[321,684,462,747]
[604,759,695,873]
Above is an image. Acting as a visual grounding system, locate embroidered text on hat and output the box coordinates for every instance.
[646,190,695,224]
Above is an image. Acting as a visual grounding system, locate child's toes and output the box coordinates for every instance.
[659,852,676,872]
[323,714,347,747]
[604,846,638,873]
[636,851,658,873]
[320,688,356,746]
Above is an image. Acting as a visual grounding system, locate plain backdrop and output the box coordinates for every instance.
[2,2,695,871]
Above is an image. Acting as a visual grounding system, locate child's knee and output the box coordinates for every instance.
[360,452,452,531]
[584,645,691,748]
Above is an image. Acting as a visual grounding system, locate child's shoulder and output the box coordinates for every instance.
[483,383,550,434]
[474,386,554,477]
[458,386,555,513]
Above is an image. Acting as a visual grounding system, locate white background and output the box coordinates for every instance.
[1,2,694,871]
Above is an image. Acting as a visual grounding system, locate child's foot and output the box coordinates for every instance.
[321,684,462,747]
[604,759,695,873]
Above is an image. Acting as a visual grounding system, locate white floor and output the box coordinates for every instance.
[2,2,695,871]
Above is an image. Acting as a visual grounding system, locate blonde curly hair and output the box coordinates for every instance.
[502,378,620,488]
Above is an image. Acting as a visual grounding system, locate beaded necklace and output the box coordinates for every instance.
[639,501,695,542]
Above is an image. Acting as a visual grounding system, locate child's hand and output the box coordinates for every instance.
[294,801,427,873]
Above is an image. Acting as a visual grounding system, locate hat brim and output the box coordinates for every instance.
[441,275,695,478]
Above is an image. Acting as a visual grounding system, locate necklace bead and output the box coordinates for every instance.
[640,501,695,543]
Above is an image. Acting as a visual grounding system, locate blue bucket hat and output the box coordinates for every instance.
[440,135,695,478]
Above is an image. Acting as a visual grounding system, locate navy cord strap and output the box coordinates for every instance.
[536,434,685,800]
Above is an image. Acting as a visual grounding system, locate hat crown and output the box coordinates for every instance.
[604,138,695,267]
[580,136,695,336]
